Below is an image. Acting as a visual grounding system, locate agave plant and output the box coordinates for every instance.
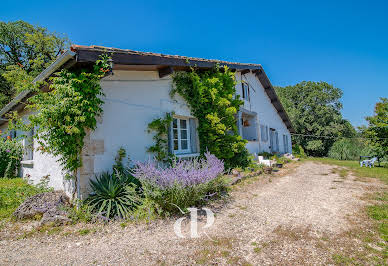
[86,171,141,219]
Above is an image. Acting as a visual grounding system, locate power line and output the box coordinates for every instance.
[291,133,388,140]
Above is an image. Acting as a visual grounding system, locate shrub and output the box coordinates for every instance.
[328,138,363,161]
[292,144,306,158]
[86,171,141,220]
[66,201,93,223]
[0,139,23,178]
[133,152,227,214]
[134,152,224,188]
[0,178,50,220]
[258,152,273,159]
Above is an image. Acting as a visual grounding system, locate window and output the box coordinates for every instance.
[241,113,258,141]
[172,117,191,154]
[23,128,34,161]
[241,82,250,102]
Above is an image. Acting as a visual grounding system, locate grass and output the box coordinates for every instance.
[78,228,91,235]
[306,157,388,184]
[331,168,349,178]
[0,178,50,220]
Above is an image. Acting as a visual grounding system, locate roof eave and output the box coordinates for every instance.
[73,45,262,71]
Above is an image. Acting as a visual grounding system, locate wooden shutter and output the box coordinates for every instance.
[275,132,279,152]
[167,124,173,154]
[189,118,199,153]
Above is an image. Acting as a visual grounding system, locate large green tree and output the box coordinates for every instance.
[0,20,69,107]
[275,81,355,157]
[363,97,388,159]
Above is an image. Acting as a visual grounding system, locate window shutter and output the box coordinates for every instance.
[189,118,199,153]
[260,125,264,142]
[275,132,279,152]
[167,124,173,154]
[284,134,289,153]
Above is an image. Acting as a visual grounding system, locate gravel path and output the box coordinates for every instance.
[0,161,383,265]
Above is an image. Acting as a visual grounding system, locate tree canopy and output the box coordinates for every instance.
[363,97,388,159]
[0,20,69,108]
[275,81,355,156]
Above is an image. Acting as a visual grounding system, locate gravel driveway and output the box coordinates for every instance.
[0,161,384,265]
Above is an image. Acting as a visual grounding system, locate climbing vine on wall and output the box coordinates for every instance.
[147,112,174,163]
[171,66,250,169]
[10,54,112,174]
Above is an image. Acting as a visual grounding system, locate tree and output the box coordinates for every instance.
[275,81,355,157]
[364,97,388,159]
[0,20,69,107]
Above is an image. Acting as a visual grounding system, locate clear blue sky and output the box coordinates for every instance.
[2,0,387,127]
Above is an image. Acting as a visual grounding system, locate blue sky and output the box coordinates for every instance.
[2,0,387,127]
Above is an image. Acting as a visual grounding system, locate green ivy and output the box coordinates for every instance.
[171,66,250,169]
[147,112,174,163]
[10,54,112,175]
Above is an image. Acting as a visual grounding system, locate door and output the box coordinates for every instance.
[269,128,278,153]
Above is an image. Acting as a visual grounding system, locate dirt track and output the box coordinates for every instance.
[0,161,384,265]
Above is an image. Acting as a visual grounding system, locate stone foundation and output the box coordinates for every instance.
[79,130,105,198]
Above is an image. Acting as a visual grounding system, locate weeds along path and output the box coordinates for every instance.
[0,161,385,265]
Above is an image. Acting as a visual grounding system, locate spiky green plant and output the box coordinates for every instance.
[86,171,141,219]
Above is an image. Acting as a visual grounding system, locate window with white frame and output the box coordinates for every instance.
[172,117,191,154]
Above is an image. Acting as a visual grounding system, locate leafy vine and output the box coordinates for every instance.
[147,112,174,163]
[9,54,112,175]
[171,66,250,169]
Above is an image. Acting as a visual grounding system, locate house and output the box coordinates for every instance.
[0,45,294,198]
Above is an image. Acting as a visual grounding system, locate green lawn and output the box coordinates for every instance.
[0,178,48,220]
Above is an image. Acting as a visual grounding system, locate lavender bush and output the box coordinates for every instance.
[133,152,224,188]
[133,152,228,214]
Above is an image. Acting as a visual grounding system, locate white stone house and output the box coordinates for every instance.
[0,45,294,197]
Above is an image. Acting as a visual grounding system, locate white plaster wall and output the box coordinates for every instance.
[0,112,72,196]
[235,72,292,154]
[0,68,292,196]
[20,140,73,195]
[90,70,193,174]
[91,70,292,177]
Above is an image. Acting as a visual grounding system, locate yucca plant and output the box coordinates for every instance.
[86,171,141,219]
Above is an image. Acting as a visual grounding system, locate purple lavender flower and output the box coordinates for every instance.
[133,152,224,189]
[6,149,10,153]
